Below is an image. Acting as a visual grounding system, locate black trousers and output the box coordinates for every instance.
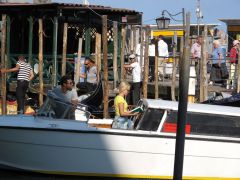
[131,82,142,106]
[16,80,29,113]
[149,56,155,80]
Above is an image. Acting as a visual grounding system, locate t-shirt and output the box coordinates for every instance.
[114,95,128,116]
[212,47,225,64]
[191,42,201,59]
[51,86,77,103]
[17,61,32,81]
[158,40,169,57]
[130,61,141,83]
[87,65,97,84]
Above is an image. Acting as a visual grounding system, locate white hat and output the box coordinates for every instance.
[233,40,240,46]
[129,54,136,59]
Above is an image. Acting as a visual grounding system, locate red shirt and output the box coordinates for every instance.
[230,47,238,63]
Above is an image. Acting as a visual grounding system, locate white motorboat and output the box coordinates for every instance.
[0,95,240,180]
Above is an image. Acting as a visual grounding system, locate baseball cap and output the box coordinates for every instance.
[129,54,136,59]
[233,40,240,46]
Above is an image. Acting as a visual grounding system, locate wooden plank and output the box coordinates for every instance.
[102,15,109,118]
[1,14,7,115]
[38,19,44,106]
[143,26,150,99]
[61,22,68,76]
[113,21,118,89]
[52,17,58,87]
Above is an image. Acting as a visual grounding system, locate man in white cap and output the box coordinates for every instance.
[124,54,142,105]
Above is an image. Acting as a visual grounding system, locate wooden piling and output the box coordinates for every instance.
[28,16,33,67]
[1,14,7,115]
[154,37,159,99]
[52,17,58,87]
[61,22,68,76]
[38,19,44,106]
[143,26,150,99]
[120,24,126,81]
[74,38,82,87]
[113,21,118,89]
[200,25,208,102]
[171,31,177,101]
[102,15,109,118]
[95,33,101,81]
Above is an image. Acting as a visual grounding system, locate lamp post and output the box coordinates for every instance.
[156,9,191,180]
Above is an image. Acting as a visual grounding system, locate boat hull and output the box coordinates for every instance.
[0,121,240,179]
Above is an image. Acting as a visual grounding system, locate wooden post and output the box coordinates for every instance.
[85,24,91,57]
[130,27,134,53]
[237,45,240,93]
[173,10,191,180]
[200,25,208,102]
[28,16,33,67]
[52,17,58,87]
[61,22,68,76]
[133,26,137,54]
[95,33,101,81]
[171,31,177,101]
[1,14,7,115]
[113,21,118,89]
[143,26,150,99]
[74,38,82,87]
[38,19,44,106]
[154,37,159,99]
[140,28,145,69]
[102,15,109,118]
[120,24,126,81]
[6,15,11,69]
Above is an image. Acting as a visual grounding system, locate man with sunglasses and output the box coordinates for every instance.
[50,75,78,119]
[51,75,78,105]
[79,57,97,92]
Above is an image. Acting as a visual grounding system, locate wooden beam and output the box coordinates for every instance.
[171,31,177,101]
[154,37,159,99]
[74,38,82,87]
[102,15,109,118]
[113,21,118,89]
[38,19,44,106]
[62,22,68,76]
[200,25,208,102]
[143,26,150,99]
[28,16,33,67]
[1,14,7,115]
[120,24,126,81]
[52,17,58,87]
[95,33,101,81]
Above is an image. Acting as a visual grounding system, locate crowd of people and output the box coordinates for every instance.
[0,35,239,125]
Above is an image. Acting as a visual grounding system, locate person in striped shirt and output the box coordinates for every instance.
[1,55,34,114]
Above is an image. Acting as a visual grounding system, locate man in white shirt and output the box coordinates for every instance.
[158,35,169,79]
[124,54,142,105]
